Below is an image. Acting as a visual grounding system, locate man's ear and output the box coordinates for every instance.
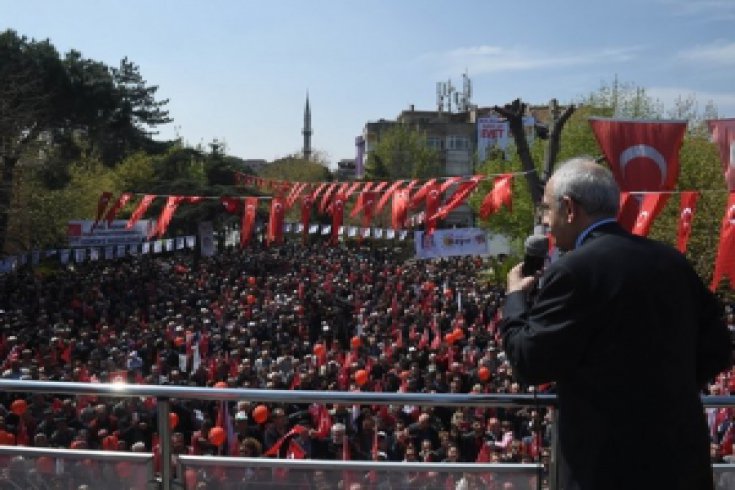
[561,196,576,223]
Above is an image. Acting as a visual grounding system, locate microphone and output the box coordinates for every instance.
[521,235,549,276]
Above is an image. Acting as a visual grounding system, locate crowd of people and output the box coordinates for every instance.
[0,240,731,489]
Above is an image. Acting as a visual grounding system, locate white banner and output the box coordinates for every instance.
[477,116,536,161]
[414,228,490,259]
[67,220,153,247]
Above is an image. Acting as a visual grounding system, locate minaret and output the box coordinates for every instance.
[302,93,312,160]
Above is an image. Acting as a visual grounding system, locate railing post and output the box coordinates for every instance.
[549,407,559,490]
[157,397,172,490]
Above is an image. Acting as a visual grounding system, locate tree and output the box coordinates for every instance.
[259,155,332,183]
[363,125,441,180]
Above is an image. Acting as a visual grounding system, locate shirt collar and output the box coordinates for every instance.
[574,218,617,249]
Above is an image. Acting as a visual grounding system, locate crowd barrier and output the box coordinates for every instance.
[0,380,732,490]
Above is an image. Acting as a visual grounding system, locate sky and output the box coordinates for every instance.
[2,0,734,167]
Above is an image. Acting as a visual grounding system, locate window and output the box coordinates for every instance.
[446,135,469,150]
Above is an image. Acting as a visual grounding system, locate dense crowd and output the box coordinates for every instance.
[0,241,732,489]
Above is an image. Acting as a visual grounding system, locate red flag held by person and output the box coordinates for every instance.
[676,191,699,254]
[589,118,686,230]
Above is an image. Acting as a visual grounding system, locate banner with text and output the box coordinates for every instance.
[415,228,490,259]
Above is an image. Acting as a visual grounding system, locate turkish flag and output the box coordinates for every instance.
[479,174,513,218]
[345,181,364,200]
[127,195,155,229]
[220,196,240,214]
[425,183,441,235]
[330,192,346,246]
[707,119,735,190]
[151,196,183,238]
[392,189,410,230]
[267,197,285,245]
[104,192,133,225]
[319,183,338,213]
[590,118,686,229]
[375,180,404,214]
[93,191,113,229]
[409,178,437,209]
[301,195,313,244]
[631,192,667,237]
[676,191,699,254]
[431,175,482,222]
[711,193,735,290]
[240,197,258,247]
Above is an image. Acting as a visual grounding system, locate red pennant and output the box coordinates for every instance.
[631,192,667,236]
[425,183,441,235]
[409,179,437,209]
[375,180,405,214]
[151,196,183,238]
[344,181,364,200]
[267,197,285,246]
[707,119,735,190]
[93,191,113,229]
[220,196,240,214]
[319,183,338,213]
[479,174,513,218]
[431,175,482,222]
[392,189,410,230]
[104,193,133,225]
[676,191,699,254]
[711,193,735,290]
[127,195,156,229]
[241,197,258,247]
[331,192,346,246]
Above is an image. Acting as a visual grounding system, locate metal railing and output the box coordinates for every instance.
[0,380,733,490]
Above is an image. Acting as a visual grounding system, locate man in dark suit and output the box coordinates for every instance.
[500,157,731,490]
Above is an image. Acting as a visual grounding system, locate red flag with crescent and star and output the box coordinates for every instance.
[707,119,735,190]
[301,194,313,244]
[375,180,405,214]
[127,195,156,229]
[479,174,513,219]
[711,193,735,290]
[267,197,285,246]
[151,196,183,238]
[424,182,441,235]
[240,197,258,247]
[631,192,667,237]
[589,118,686,230]
[676,191,699,254]
[330,192,346,246]
[392,189,409,230]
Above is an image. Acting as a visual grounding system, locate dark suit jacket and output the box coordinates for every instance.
[501,222,731,490]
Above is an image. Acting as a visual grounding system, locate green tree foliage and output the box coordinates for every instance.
[364,125,442,180]
[259,155,332,183]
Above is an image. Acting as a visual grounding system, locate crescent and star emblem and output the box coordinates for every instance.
[636,210,649,227]
[728,205,735,225]
[619,144,667,189]
[680,208,693,228]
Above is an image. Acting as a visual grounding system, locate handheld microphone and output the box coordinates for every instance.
[521,235,549,276]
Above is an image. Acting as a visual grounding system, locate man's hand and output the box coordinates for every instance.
[506,263,540,294]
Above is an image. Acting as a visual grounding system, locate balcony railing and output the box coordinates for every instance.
[0,380,732,490]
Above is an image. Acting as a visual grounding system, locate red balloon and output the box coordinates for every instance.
[355,369,368,386]
[208,426,226,446]
[214,381,228,389]
[313,343,326,357]
[36,456,54,474]
[10,399,27,416]
[350,336,362,350]
[253,404,269,424]
[247,294,257,305]
[478,367,491,381]
[169,412,179,429]
[248,276,257,286]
